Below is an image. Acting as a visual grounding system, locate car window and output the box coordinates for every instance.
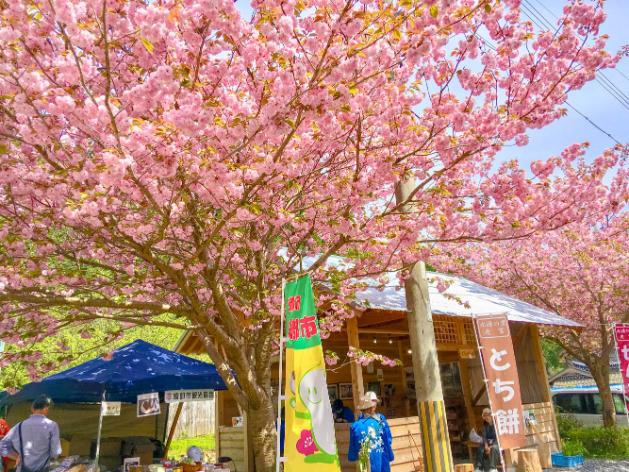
[554,393,587,414]
[590,393,603,414]
[613,394,627,414]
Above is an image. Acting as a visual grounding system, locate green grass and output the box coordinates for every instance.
[168,435,216,460]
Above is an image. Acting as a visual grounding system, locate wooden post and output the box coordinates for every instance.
[214,392,221,460]
[398,340,411,417]
[244,410,251,472]
[531,325,561,448]
[396,179,453,472]
[458,358,477,432]
[163,402,184,459]
[347,317,365,412]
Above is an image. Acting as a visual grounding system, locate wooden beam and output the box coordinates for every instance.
[398,340,411,417]
[357,328,409,335]
[347,317,365,411]
[459,358,478,432]
[472,383,487,406]
[163,402,184,458]
[358,310,408,328]
[214,392,221,459]
[531,325,561,445]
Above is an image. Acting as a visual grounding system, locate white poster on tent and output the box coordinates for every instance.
[101,401,121,416]
[137,392,160,417]
[164,389,214,403]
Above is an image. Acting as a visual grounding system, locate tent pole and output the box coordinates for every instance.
[163,402,184,459]
[95,390,106,468]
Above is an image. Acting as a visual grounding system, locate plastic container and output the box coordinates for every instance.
[551,452,585,468]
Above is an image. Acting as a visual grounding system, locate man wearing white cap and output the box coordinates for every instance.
[348,391,394,472]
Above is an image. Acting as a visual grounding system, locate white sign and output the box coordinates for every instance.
[123,457,140,472]
[101,401,121,416]
[164,389,214,403]
[137,392,160,417]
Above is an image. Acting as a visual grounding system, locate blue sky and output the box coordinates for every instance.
[234,0,628,167]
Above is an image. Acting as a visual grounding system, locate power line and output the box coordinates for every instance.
[564,102,622,145]
[615,68,629,83]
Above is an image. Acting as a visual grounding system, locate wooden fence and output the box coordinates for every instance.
[167,400,215,439]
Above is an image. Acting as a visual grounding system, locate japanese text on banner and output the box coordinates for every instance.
[475,314,526,450]
[614,324,629,398]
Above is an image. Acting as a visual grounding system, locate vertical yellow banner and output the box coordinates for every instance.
[283,275,340,471]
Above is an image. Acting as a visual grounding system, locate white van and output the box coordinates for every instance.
[551,385,629,426]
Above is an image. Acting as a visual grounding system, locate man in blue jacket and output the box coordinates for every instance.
[332,399,355,423]
[348,391,394,472]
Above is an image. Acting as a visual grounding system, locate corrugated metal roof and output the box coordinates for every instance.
[354,272,581,328]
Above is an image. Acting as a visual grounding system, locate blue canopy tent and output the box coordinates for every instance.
[1,339,226,405]
[1,340,227,463]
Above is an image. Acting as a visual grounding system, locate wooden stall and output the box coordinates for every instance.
[176,272,577,471]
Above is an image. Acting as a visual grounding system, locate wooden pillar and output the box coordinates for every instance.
[214,391,221,458]
[531,325,561,447]
[243,410,251,472]
[163,402,184,458]
[347,317,364,412]
[458,358,477,432]
[398,340,411,417]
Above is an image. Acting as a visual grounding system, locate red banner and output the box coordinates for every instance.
[614,324,629,398]
[475,314,526,450]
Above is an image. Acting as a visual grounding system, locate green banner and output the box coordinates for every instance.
[283,274,340,471]
[285,274,321,350]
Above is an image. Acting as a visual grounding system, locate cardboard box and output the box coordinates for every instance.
[60,438,70,458]
[122,437,155,466]
[99,438,122,457]
[98,455,122,472]
[138,451,153,466]
[69,435,93,457]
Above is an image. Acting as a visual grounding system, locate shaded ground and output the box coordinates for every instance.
[167,434,216,460]
[548,458,629,471]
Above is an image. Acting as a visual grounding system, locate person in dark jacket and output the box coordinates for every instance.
[332,399,355,423]
[474,408,500,472]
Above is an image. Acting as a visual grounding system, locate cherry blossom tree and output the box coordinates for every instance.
[0,0,624,467]
[447,193,628,427]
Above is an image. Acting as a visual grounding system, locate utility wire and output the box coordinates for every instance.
[565,103,622,146]
[615,68,629,84]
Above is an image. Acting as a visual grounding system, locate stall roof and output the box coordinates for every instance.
[355,272,580,328]
[1,339,227,405]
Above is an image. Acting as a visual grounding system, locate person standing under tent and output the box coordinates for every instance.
[1,395,62,472]
[348,391,394,472]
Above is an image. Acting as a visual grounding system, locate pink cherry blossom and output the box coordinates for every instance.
[0,1,625,468]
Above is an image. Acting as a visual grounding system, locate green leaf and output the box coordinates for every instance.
[484,3,492,13]
[140,36,154,54]
[430,5,438,18]
[0,143,9,154]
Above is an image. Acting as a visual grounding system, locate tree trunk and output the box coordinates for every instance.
[590,360,616,427]
[247,401,278,472]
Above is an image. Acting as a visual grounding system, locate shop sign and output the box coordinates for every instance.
[164,389,215,403]
[614,324,629,399]
[101,401,121,416]
[137,392,160,417]
[475,314,526,450]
